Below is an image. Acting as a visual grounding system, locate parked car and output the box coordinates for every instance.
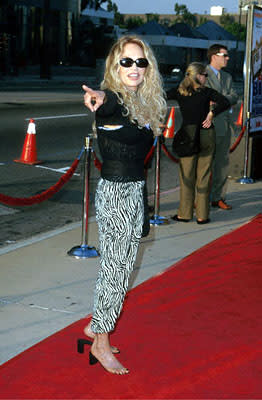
[165,66,184,89]
[170,67,184,83]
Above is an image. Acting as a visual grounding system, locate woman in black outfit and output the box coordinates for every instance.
[80,35,166,374]
[167,62,230,224]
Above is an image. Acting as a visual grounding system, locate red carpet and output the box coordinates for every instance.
[1,214,262,399]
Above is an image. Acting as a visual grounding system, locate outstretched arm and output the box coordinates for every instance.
[82,85,105,112]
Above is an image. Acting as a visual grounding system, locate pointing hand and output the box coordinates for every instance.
[82,85,105,112]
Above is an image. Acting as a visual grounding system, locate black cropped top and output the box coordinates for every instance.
[95,90,154,182]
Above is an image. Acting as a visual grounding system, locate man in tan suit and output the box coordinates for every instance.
[205,44,238,210]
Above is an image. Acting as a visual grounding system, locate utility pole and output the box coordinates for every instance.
[40,0,51,79]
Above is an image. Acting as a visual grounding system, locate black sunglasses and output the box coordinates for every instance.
[200,72,208,77]
[119,57,149,68]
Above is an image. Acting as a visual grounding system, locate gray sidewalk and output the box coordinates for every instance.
[0,178,261,366]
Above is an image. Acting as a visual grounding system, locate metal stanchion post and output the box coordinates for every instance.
[238,4,254,184]
[238,113,254,184]
[150,136,169,226]
[68,136,99,258]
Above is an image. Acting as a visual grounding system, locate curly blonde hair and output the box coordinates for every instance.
[100,35,167,136]
[178,62,206,96]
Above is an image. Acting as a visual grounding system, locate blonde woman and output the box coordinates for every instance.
[79,35,166,374]
[167,62,230,224]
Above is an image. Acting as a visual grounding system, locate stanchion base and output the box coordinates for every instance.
[237,177,254,184]
[150,215,169,226]
[67,245,99,259]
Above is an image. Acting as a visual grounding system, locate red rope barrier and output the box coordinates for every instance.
[144,144,156,167]
[0,158,80,207]
[230,125,246,153]
[161,143,179,163]
[92,150,102,171]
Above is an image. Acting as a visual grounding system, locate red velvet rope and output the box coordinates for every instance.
[0,158,80,207]
[161,143,179,163]
[144,144,156,167]
[230,125,246,153]
[92,150,102,171]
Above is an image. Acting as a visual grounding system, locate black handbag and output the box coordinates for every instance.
[172,124,200,157]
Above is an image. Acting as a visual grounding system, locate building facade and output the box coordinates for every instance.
[0,0,80,76]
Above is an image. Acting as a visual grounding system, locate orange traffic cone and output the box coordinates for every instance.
[163,107,175,138]
[14,119,42,165]
[235,102,243,127]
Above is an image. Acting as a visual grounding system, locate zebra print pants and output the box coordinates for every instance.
[91,178,145,334]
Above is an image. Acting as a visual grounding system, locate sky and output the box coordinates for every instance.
[113,0,239,15]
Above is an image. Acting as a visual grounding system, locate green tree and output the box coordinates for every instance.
[174,3,188,15]
[198,16,208,26]
[114,12,125,27]
[220,14,246,40]
[126,16,144,30]
[107,0,118,13]
[225,22,246,41]
[107,1,125,27]
[174,3,197,27]
[220,14,235,26]
[146,13,160,23]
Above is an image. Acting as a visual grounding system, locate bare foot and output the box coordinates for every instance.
[84,323,120,354]
[91,337,129,375]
